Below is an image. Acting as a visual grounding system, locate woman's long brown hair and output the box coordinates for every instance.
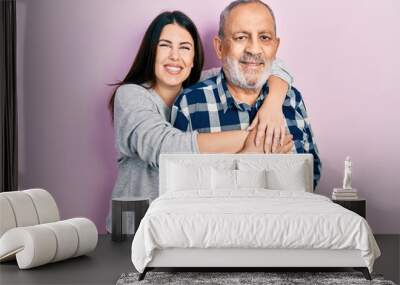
[108,11,204,120]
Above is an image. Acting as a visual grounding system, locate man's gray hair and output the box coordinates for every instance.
[218,0,276,39]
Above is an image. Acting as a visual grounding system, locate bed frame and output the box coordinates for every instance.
[140,248,371,280]
[138,154,372,281]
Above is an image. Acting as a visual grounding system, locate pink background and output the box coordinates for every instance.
[16,0,400,234]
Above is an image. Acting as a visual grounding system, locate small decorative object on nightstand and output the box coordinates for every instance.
[332,198,366,219]
[112,196,149,242]
[332,156,366,218]
[332,156,359,200]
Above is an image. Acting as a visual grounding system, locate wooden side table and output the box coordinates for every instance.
[112,197,149,242]
[332,198,366,219]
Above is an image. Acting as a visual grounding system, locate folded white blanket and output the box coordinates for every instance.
[131,190,380,273]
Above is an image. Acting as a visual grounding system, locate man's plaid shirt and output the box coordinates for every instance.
[171,71,321,189]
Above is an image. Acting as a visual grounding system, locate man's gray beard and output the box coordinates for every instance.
[223,56,272,90]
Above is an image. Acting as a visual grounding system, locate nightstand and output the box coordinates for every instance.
[112,197,149,242]
[332,198,366,219]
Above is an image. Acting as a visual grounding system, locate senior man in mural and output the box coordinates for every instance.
[171,0,321,188]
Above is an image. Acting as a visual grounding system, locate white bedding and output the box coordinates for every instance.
[131,190,380,273]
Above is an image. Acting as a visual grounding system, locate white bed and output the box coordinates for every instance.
[131,154,380,280]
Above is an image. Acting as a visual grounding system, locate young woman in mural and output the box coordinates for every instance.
[106,11,293,233]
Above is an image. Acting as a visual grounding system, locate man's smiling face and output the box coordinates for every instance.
[214,2,280,90]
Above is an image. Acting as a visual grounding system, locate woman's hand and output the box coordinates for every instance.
[247,97,286,154]
[247,75,289,153]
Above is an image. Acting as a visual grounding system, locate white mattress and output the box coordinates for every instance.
[131,190,380,273]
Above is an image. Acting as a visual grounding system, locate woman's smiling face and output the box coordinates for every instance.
[154,23,195,90]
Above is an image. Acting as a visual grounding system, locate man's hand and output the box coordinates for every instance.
[247,98,286,154]
[242,123,293,154]
[240,128,264,153]
[273,134,294,154]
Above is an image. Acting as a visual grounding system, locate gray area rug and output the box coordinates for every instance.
[116,271,396,285]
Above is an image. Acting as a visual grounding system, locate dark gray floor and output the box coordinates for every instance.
[374,235,400,284]
[0,235,399,285]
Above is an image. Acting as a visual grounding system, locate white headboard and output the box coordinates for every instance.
[159,153,314,195]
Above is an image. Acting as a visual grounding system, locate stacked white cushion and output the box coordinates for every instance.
[159,154,314,194]
[1,191,40,227]
[42,221,79,262]
[0,196,17,237]
[64,218,98,257]
[236,169,268,189]
[167,163,211,191]
[238,158,311,192]
[266,163,308,192]
[24,189,60,223]
[211,168,236,190]
[0,189,97,269]
[0,225,57,267]
[165,159,235,193]
[211,168,268,190]
[0,189,59,236]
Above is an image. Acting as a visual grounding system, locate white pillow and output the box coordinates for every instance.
[237,169,268,189]
[238,159,309,191]
[211,168,268,190]
[167,162,211,191]
[266,164,307,191]
[211,168,236,190]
